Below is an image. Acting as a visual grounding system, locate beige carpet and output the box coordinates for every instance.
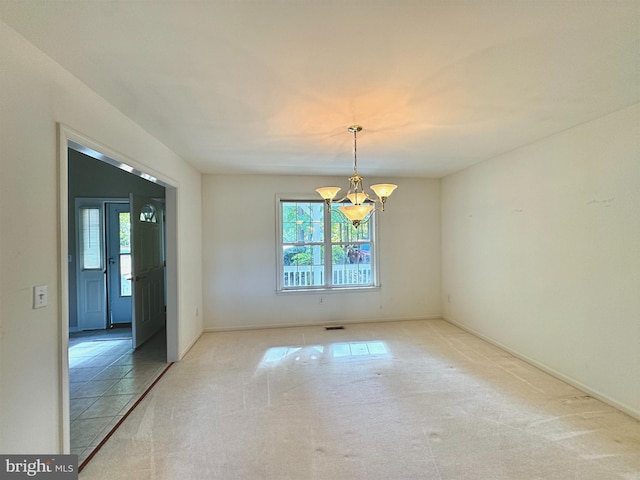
[79,319,640,479]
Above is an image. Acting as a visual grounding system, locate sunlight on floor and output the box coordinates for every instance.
[258,341,389,368]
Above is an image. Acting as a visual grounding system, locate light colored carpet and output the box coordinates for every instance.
[79,319,640,479]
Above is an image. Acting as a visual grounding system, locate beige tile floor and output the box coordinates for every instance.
[69,328,167,465]
[79,319,640,479]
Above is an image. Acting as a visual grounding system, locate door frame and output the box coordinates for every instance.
[58,124,180,453]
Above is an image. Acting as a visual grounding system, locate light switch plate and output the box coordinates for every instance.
[33,285,48,309]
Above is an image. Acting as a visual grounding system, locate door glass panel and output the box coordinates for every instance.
[120,254,132,296]
[139,204,158,223]
[80,207,102,270]
[119,212,132,297]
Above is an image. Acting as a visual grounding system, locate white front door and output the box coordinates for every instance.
[76,200,107,330]
[130,194,166,349]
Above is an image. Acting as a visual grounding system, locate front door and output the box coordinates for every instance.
[76,200,107,331]
[106,203,132,326]
[130,194,166,349]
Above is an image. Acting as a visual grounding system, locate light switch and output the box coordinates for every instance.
[33,285,48,309]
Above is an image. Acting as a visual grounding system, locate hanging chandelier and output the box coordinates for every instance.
[315,125,397,228]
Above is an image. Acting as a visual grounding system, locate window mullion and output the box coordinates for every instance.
[324,206,332,287]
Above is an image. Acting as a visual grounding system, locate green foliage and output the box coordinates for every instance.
[283,246,306,266]
[290,252,312,265]
[119,212,131,253]
[332,245,346,264]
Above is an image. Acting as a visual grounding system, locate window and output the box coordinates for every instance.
[277,199,376,291]
[118,212,132,297]
[79,207,102,270]
[139,203,158,223]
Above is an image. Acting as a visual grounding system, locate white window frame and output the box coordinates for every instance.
[276,194,379,293]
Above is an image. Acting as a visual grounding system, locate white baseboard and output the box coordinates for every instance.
[203,314,442,333]
[443,315,640,421]
[179,330,204,360]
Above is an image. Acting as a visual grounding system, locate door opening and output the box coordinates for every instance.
[59,125,180,455]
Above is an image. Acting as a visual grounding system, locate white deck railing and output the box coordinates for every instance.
[283,265,372,287]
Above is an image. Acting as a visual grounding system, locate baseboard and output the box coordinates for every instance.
[443,315,640,421]
[179,329,204,360]
[203,314,442,333]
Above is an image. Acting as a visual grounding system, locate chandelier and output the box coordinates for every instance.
[316,125,397,228]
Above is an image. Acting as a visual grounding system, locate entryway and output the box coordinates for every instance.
[60,125,180,458]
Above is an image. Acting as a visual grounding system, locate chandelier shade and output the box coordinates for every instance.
[370,183,398,199]
[338,204,374,228]
[347,192,367,205]
[315,125,397,227]
[315,186,341,200]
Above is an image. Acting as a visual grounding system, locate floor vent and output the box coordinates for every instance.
[324,326,344,330]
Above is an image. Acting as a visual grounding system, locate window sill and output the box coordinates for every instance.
[276,285,381,295]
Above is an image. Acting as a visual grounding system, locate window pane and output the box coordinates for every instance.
[120,253,132,296]
[282,202,324,243]
[139,204,158,223]
[282,201,324,244]
[282,202,299,243]
[282,245,324,287]
[80,207,102,270]
[332,243,373,286]
[331,204,371,242]
[119,212,131,254]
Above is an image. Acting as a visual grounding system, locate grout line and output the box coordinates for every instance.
[78,362,174,473]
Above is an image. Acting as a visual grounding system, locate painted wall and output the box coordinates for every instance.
[67,150,166,329]
[202,175,441,330]
[0,22,203,453]
[441,104,640,418]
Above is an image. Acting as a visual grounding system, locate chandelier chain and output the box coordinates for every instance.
[353,127,358,174]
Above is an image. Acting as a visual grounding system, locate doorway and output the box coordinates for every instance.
[59,125,180,456]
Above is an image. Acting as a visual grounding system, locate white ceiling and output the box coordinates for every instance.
[1,1,638,177]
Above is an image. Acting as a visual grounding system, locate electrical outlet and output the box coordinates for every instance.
[33,285,48,309]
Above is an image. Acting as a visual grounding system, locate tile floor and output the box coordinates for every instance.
[79,320,640,480]
[69,327,167,466]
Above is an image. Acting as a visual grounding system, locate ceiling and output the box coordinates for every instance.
[1,1,638,178]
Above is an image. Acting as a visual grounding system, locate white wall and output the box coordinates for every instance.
[202,175,440,330]
[441,104,640,418]
[0,21,203,453]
